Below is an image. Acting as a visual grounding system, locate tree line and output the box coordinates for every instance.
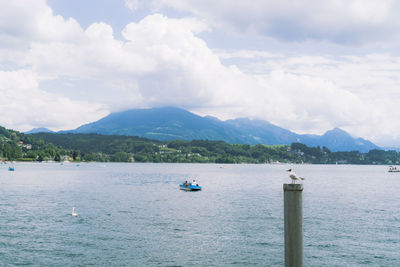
[1,127,400,164]
[30,132,400,164]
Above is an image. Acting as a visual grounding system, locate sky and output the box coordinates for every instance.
[1,0,400,147]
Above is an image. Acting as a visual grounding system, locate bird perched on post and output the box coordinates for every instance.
[287,169,305,184]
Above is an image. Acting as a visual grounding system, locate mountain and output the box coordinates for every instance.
[308,128,378,152]
[69,107,244,143]
[25,127,54,134]
[225,119,379,152]
[225,118,301,145]
[66,107,379,152]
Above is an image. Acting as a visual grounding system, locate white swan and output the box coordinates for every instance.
[72,207,78,217]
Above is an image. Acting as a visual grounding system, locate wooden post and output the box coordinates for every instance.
[284,183,303,267]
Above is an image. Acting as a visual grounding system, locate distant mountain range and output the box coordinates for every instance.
[25,127,55,134]
[27,107,380,152]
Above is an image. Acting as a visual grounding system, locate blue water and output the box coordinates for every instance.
[0,163,399,266]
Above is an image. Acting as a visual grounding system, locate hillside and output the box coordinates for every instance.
[31,132,400,164]
[0,124,396,164]
[0,126,66,161]
[67,107,243,143]
[62,107,379,152]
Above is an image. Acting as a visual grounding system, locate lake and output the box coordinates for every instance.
[0,163,399,266]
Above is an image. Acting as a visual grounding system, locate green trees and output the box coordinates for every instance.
[0,127,65,161]
[111,151,131,162]
[82,152,109,162]
[1,142,22,160]
[0,127,399,164]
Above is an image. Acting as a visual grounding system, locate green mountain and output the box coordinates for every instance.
[63,107,379,152]
[68,107,244,143]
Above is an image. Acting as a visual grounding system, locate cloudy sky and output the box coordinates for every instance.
[1,0,400,147]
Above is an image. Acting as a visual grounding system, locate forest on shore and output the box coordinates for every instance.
[1,126,399,165]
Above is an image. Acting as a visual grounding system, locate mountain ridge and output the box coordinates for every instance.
[25,127,54,134]
[29,107,380,152]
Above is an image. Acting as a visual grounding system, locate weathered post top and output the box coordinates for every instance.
[283,183,303,191]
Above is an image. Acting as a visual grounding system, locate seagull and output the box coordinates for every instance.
[72,207,78,217]
[287,169,305,184]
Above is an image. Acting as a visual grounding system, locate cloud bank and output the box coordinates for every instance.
[1,0,400,147]
[0,70,106,131]
[157,0,400,44]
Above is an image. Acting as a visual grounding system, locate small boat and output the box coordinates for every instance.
[180,180,202,191]
[8,167,14,171]
[388,166,400,172]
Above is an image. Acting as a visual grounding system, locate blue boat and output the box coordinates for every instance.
[180,180,202,191]
[8,167,14,171]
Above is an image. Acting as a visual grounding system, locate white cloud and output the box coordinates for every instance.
[157,0,400,44]
[226,51,400,146]
[125,0,140,11]
[0,70,107,131]
[0,0,83,45]
[2,1,400,147]
[0,0,108,131]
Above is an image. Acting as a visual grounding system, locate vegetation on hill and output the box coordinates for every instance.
[0,126,66,161]
[1,126,400,164]
[30,132,400,165]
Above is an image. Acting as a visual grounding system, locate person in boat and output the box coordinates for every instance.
[192,179,198,186]
[185,180,189,186]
